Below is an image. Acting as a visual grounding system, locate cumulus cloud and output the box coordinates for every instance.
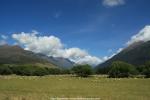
[102,0,125,7]
[12,31,103,66]
[12,31,63,56]
[75,56,103,66]
[127,25,150,46]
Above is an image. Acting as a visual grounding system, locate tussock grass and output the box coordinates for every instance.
[0,75,149,100]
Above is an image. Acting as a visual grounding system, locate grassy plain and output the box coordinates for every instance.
[0,75,149,100]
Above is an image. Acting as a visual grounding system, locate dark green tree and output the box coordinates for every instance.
[95,66,110,74]
[34,67,49,76]
[72,64,93,77]
[11,65,49,76]
[11,66,35,76]
[143,61,150,78]
[108,61,138,78]
[47,68,61,75]
[0,65,12,75]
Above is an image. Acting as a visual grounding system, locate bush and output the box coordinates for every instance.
[95,66,110,74]
[34,67,49,76]
[11,66,49,76]
[72,64,93,77]
[136,65,145,74]
[108,61,138,78]
[0,65,72,76]
[11,66,36,76]
[0,66,12,75]
[61,69,71,74]
[46,68,61,75]
[143,61,150,78]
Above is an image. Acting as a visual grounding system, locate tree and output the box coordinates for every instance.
[108,61,138,78]
[136,65,145,74]
[11,65,49,76]
[72,64,93,77]
[34,67,49,76]
[0,65,12,75]
[46,68,61,75]
[143,61,150,78]
[11,66,35,76]
[95,66,110,74]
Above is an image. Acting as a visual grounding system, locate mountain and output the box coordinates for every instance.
[0,45,74,68]
[97,41,150,68]
[0,44,57,68]
[37,54,74,68]
[47,57,74,69]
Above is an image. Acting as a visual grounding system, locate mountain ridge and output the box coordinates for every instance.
[97,41,150,68]
[0,44,74,68]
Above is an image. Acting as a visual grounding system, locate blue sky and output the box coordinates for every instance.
[0,0,150,65]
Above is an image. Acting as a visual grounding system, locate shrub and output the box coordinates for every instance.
[72,64,93,77]
[136,65,145,74]
[0,65,12,75]
[34,67,49,76]
[143,61,150,78]
[95,66,110,74]
[11,66,49,76]
[11,66,35,76]
[61,69,71,74]
[47,68,61,75]
[0,65,70,76]
[108,61,138,78]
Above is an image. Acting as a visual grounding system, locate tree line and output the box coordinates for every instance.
[0,61,150,78]
[0,64,93,77]
[0,65,70,76]
[96,61,150,78]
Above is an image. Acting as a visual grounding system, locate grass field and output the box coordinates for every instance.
[0,75,149,100]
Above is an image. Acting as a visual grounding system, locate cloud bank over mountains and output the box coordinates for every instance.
[1,25,149,66]
[12,31,103,66]
[127,25,150,46]
[101,25,150,62]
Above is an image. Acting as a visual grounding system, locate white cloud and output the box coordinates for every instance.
[103,48,123,61]
[104,25,150,61]
[12,31,63,56]
[12,31,103,66]
[1,35,8,40]
[127,25,150,46]
[75,56,103,66]
[102,0,125,7]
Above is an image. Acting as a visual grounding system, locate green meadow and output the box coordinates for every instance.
[0,75,149,100]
